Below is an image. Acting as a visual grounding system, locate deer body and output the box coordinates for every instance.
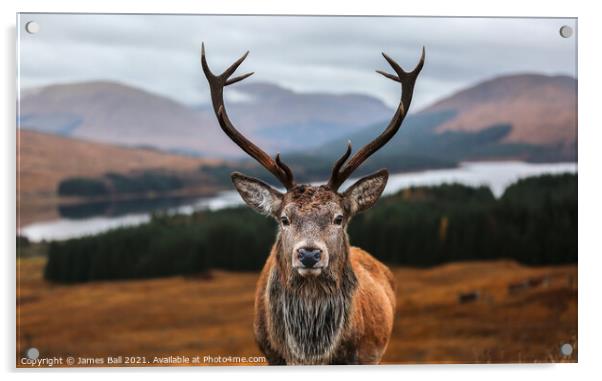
[200,44,424,365]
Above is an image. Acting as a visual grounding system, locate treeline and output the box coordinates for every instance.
[58,171,186,197]
[348,173,577,266]
[44,173,577,283]
[44,209,276,282]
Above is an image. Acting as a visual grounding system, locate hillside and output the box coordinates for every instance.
[18,130,219,197]
[19,81,393,156]
[19,81,240,157]
[316,74,577,165]
[218,82,393,150]
[425,74,577,149]
[19,74,577,163]
[17,130,219,226]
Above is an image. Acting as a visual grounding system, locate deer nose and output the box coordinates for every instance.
[297,247,322,268]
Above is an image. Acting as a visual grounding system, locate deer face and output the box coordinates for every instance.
[231,170,388,278]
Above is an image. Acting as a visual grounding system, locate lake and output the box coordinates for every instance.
[19,161,577,242]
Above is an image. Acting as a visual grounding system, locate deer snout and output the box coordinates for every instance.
[297,247,322,268]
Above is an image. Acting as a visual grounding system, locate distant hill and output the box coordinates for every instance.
[18,74,577,195]
[20,74,576,162]
[425,74,577,152]
[19,81,393,157]
[17,130,221,197]
[17,130,221,227]
[218,82,393,150]
[316,73,577,166]
[19,81,236,157]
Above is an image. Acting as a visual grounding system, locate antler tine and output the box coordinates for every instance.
[275,153,294,186]
[201,43,215,79]
[226,72,255,86]
[327,141,352,189]
[380,47,425,82]
[223,50,249,78]
[381,52,404,76]
[201,43,295,190]
[375,70,400,82]
[328,48,425,191]
[202,43,255,86]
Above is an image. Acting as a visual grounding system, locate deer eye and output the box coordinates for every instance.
[280,216,290,226]
[333,215,344,225]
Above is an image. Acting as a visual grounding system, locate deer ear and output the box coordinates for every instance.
[231,172,283,216]
[343,169,388,214]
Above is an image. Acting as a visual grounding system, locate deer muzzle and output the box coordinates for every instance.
[292,241,329,276]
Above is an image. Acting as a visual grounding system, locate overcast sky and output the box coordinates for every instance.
[17,14,577,110]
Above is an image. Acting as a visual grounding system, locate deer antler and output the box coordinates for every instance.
[328,48,425,190]
[201,43,295,190]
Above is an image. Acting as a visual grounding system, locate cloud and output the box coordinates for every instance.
[18,14,576,110]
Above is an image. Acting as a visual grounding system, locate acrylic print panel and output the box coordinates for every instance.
[16,14,577,367]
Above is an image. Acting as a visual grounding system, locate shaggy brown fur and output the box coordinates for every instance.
[254,245,396,365]
[285,185,343,212]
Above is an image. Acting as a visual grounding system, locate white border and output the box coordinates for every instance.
[3,0,600,380]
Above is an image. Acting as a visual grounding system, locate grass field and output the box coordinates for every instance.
[16,257,577,367]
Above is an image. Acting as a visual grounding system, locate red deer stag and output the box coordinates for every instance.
[201,44,424,365]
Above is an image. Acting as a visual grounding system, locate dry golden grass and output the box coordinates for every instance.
[386,261,577,364]
[16,258,577,367]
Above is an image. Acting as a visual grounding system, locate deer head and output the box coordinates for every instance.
[201,44,424,280]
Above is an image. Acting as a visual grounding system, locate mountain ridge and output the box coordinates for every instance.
[19,73,577,161]
[423,73,576,149]
[19,80,394,156]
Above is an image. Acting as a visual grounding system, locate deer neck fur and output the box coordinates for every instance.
[266,237,358,364]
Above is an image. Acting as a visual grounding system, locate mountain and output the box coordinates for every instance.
[218,82,393,150]
[425,74,577,151]
[19,73,577,166]
[19,81,237,157]
[19,81,393,157]
[315,73,577,165]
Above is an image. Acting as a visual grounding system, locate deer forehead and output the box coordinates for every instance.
[282,185,345,215]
